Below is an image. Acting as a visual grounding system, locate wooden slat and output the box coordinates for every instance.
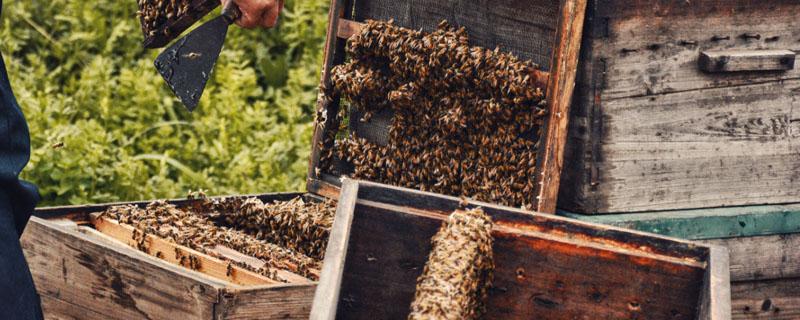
[699,50,796,73]
[336,18,363,39]
[216,284,317,319]
[142,0,220,48]
[731,278,800,320]
[560,205,800,240]
[310,180,359,320]
[535,0,588,214]
[90,214,278,286]
[704,234,800,282]
[22,218,222,319]
[40,294,112,320]
[698,246,732,320]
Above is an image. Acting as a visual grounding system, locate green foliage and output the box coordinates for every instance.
[0,0,328,205]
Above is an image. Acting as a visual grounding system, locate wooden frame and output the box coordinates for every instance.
[563,205,800,318]
[22,192,323,319]
[307,0,589,214]
[310,180,731,319]
[140,0,220,48]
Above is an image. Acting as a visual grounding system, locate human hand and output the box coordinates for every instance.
[222,0,284,29]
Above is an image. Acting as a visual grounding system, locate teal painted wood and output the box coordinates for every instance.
[559,204,800,240]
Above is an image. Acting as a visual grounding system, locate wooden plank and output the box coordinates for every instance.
[89,214,278,286]
[216,284,316,319]
[310,179,358,320]
[314,181,720,319]
[40,294,111,320]
[559,204,800,239]
[698,246,732,320]
[535,0,588,214]
[589,0,800,100]
[731,278,800,320]
[704,234,800,282]
[564,78,800,213]
[21,217,222,319]
[699,50,796,73]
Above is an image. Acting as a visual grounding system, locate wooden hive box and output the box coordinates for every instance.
[307,0,589,214]
[559,0,800,214]
[23,0,592,317]
[22,193,328,319]
[564,205,800,319]
[311,180,731,319]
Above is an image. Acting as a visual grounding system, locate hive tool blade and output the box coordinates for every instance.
[154,2,240,112]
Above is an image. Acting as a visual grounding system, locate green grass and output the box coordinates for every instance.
[0,0,328,205]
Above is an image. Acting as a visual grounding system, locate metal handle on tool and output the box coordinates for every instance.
[222,1,242,24]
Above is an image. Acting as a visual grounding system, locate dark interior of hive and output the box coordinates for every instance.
[321,0,560,208]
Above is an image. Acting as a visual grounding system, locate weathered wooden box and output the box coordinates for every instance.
[312,180,731,319]
[21,193,320,320]
[564,205,800,319]
[559,0,800,213]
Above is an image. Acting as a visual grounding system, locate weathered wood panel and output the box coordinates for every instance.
[704,234,800,282]
[22,218,222,320]
[216,285,316,319]
[565,78,800,213]
[593,0,800,99]
[560,0,800,213]
[40,295,110,320]
[731,278,800,320]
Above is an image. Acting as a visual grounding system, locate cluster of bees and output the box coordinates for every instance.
[409,208,494,320]
[137,0,192,37]
[194,196,335,260]
[100,196,336,282]
[327,20,547,208]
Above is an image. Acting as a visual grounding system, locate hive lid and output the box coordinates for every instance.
[306,0,589,213]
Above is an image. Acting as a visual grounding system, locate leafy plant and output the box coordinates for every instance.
[0,0,328,205]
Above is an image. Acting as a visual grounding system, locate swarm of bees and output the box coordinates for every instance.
[99,196,336,282]
[137,0,192,38]
[326,20,548,208]
[409,208,494,320]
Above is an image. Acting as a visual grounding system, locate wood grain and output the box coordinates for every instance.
[535,0,587,214]
[563,78,800,213]
[704,234,800,282]
[560,0,800,213]
[593,0,800,100]
[22,218,222,320]
[216,284,317,319]
[731,278,800,320]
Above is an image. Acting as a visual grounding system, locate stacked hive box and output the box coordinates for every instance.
[559,1,800,318]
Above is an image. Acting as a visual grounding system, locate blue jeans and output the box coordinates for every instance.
[0,0,44,317]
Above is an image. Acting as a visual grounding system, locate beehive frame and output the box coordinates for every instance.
[307,0,588,213]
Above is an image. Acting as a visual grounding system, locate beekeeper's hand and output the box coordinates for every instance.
[223,0,284,29]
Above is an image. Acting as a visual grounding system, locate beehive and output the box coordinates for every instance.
[311,180,731,319]
[559,0,800,213]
